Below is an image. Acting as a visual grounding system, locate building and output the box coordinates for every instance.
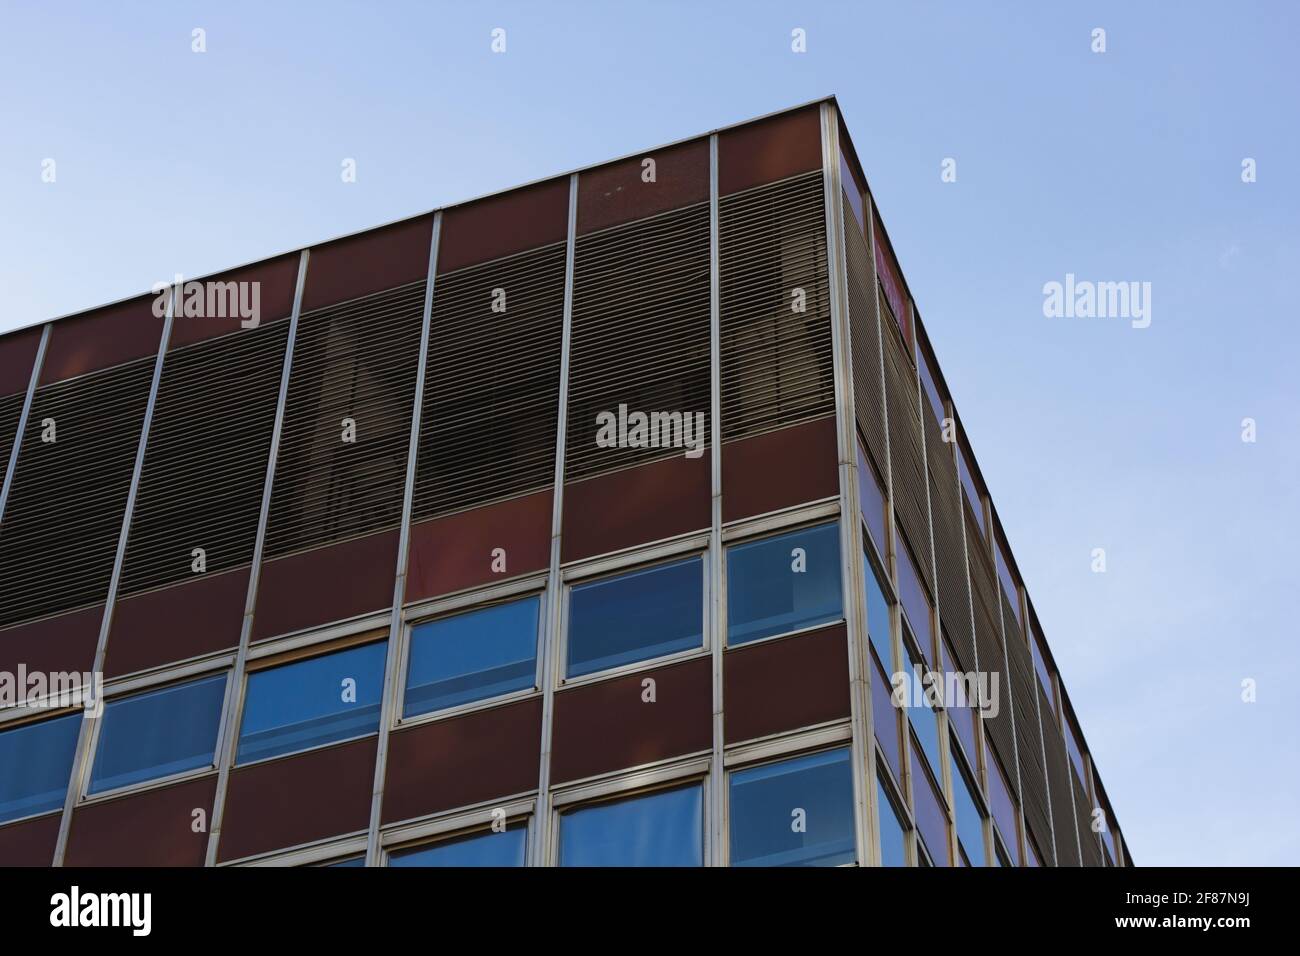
[0,97,1128,867]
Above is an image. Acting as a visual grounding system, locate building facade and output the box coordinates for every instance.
[0,98,1128,867]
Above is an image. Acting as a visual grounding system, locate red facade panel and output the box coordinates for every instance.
[105,567,248,678]
[0,812,59,866]
[302,215,434,313]
[0,325,43,398]
[167,253,299,350]
[561,453,710,562]
[718,104,823,196]
[577,138,710,235]
[551,655,711,784]
[439,178,570,273]
[39,295,162,385]
[721,416,838,523]
[252,530,397,642]
[65,775,217,866]
[0,604,101,678]
[405,491,552,604]
[217,736,376,862]
[381,697,542,825]
[724,623,850,744]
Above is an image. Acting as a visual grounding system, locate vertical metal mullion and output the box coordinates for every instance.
[204,248,310,867]
[707,133,725,867]
[532,172,578,867]
[820,102,873,868]
[0,324,50,528]
[53,293,176,865]
[365,213,441,867]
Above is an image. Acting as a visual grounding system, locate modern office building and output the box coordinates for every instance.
[0,97,1128,867]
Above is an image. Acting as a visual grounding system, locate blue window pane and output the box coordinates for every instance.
[89,673,226,794]
[390,826,527,867]
[405,597,539,717]
[237,641,386,764]
[730,748,856,867]
[856,443,887,557]
[876,779,907,867]
[567,557,702,678]
[727,523,842,646]
[323,856,365,868]
[0,712,81,823]
[560,785,702,867]
[952,751,986,866]
[864,559,892,670]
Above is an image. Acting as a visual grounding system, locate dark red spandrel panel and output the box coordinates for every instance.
[168,253,299,350]
[405,491,551,604]
[381,697,542,825]
[217,736,376,862]
[252,530,397,642]
[105,566,248,678]
[0,326,43,398]
[65,775,216,866]
[561,453,710,563]
[724,623,850,744]
[578,138,709,235]
[438,178,569,273]
[718,104,823,196]
[721,417,838,523]
[0,604,101,678]
[302,215,434,313]
[551,655,711,784]
[0,812,59,866]
[40,295,162,385]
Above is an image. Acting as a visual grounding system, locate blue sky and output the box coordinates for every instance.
[2,1,1296,865]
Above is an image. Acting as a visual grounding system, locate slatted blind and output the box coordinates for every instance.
[118,322,289,595]
[967,508,1016,801]
[929,449,974,673]
[1006,600,1053,865]
[412,242,566,519]
[264,279,425,557]
[1075,771,1103,866]
[0,356,155,626]
[565,203,711,480]
[1043,692,1082,866]
[842,196,887,475]
[720,171,834,443]
[0,391,24,491]
[882,307,934,598]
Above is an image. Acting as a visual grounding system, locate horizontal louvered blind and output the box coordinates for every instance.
[1043,696,1081,866]
[843,196,887,474]
[927,422,974,673]
[720,171,834,442]
[264,279,425,557]
[119,322,289,595]
[1006,604,1053,865]
[0,392,24,489]
[883,308,934,601]
[412,242,566,519]
[565,203,711,480]
[1075,771,1103,866]
[0,356,155,626]
[968,509,1016,799]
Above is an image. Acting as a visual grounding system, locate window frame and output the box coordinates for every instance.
[0,706,85,826]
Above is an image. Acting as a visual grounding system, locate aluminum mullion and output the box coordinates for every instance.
[0,325,50,528]
[707,132,726,867]
[52,293,176,865]
[365,212,441,867]
[532,172,578,867]
[203,248,310,867]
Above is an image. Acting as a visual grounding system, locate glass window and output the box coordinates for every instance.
[895,538,933,655]
[0,712,81,823]
[985,742,1019,864]
[918,350,945,428]
[872,653,902,784]
[237,641,386,764]
[939,636,978,763]
[405,597,539,717]
[864,557,892,670]
[956,441,983,532]
[906,645,943,783]
[89,673,226,794]
[876,777,908,867]
[1029,624,1054,711]
[856,443,887,557]
[390,826,527,867]
[994,537,1022,628]
[727,523,842,646]
[951,747,986,866]
[567,557,702,678]
[322,856,365,868]
[910,739,949,866]
[730,748,856,867]
[559,784,702,867]
[1064,714,1088,786]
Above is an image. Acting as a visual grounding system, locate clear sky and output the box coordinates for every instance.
[2,1,1296,865]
